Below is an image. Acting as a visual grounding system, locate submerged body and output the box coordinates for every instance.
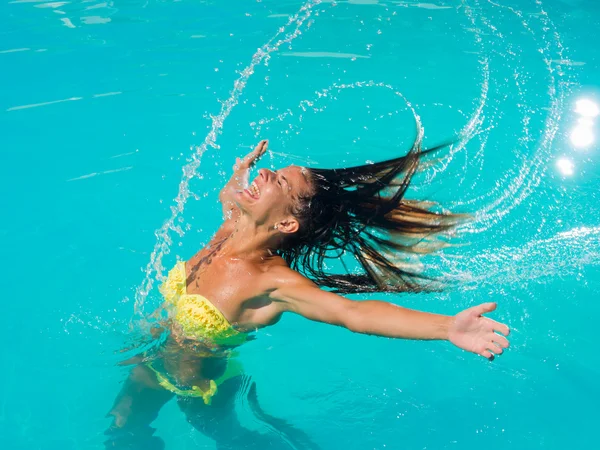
[106,140,510,449]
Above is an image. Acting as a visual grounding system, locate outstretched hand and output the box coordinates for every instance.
[234,139,269,172]
[448,302,510,360]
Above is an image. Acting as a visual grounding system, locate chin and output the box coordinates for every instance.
[233,192,253,213]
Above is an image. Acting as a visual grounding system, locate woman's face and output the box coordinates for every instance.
[235,165,313,233]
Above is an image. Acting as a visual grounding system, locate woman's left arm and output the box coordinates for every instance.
[270,270,510,359]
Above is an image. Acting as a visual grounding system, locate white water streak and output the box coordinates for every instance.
[467,0,569,231]
[132,1,323,320]
[132,0,574,320]
[281,51,370,59]
[67,166,132,182]
[0,48,30,54]
[435,0,573,235]
[440,227,600,290]
[252,80,422,141]
[7,96,82,111]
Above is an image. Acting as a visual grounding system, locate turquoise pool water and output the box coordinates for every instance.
[2,0,599,448]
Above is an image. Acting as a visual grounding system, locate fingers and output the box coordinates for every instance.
[475,302,510,335]
[486,341,504,355]
[253,139,269,153]
[491,332,510,350]
[485,317,510,336]
[496,322,510,336]
[490,333,509,359]
[478,332,509,361]
[480,350,494,361]
[250,139,268,161]
[236,140,269,171]
[473,302,497,316]
[241,140,269,169]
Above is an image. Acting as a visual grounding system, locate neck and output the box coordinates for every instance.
[219,213,281,260]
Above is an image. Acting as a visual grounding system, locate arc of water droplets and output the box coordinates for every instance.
[251,80,423,142]
[245,5,489,210]
[437,0,522,212]
[249,77,494,211]
[249,78,489,205]
[451,0,572,233]
[247,4,492,221]
[249,0,571,239]
[132,0,574,319]
[420,8,490,190]
[132,0,323,320]
[470,0,564,224]
[374,0,570,235]
[438,226,600,291]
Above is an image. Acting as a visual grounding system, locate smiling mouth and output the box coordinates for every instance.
[245,180,261,199]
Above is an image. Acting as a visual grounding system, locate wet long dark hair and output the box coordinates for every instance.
[279,134,466,294]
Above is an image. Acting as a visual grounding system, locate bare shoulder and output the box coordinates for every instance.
[262,260,316,291]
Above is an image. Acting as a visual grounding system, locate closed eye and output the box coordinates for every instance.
[275,171,291,191]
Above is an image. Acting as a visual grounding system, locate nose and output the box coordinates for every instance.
[258,168,273,181]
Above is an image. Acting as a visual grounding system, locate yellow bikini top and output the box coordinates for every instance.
[159,262,248,346]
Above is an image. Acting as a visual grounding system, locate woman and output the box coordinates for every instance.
[105,138,510,449]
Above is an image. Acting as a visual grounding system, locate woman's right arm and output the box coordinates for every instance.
[220,139,268,217]
[268,267,509,359]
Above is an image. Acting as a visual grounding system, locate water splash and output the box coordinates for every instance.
[425,0,490,188]
[452,0,574,233]
[132,0,324,320]
[132,0,576,321]
[438,227,600,290]
[251,80,423,143]
[240,0,581,297]
[249,0,573,238]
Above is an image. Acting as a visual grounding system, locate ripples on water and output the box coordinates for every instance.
[5,0,599,448]
[29,0,595,381]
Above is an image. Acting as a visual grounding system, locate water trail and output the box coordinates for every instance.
[131,0,575,319]
[248,0,576,256]
[132,0,323,320]
[424,0,490,188]
[251,4,490,185]
[253,0,572,236]
[445,0,529,210]
[248,1,490,209]
[470,0,570,231]
[437,227,600,291]
[250,0,568,227]
[252,80,423,142]
[451,0,574,233]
